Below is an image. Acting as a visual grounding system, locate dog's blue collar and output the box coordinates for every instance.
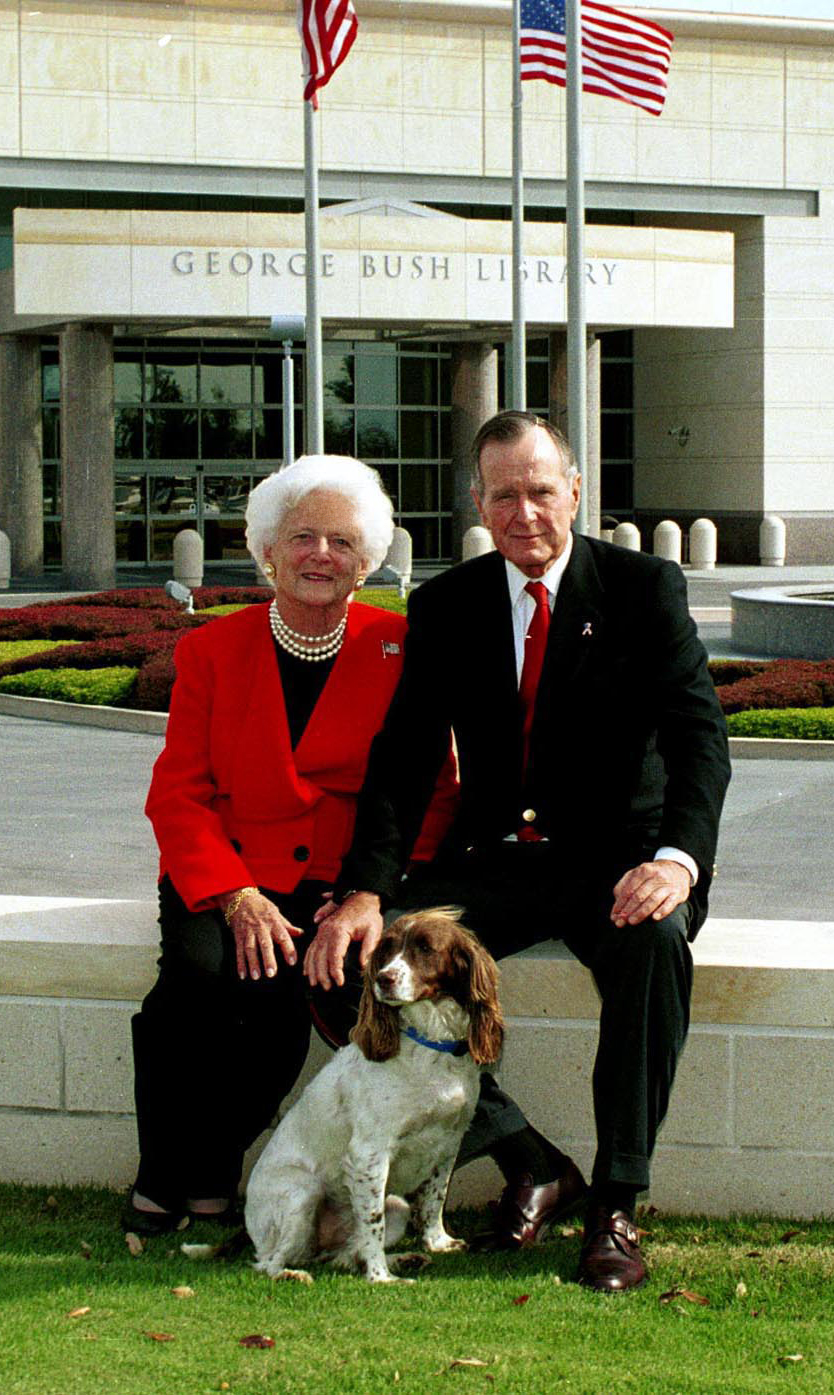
[402,1026,469,1057]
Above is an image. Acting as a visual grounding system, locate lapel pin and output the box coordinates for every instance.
[582,621,593,638]
[382,640,401,657]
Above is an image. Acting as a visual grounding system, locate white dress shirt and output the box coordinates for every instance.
[504,543,698,888]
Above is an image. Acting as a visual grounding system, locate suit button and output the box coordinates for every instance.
[293,845,310,862]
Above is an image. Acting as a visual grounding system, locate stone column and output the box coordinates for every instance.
[548,329,601,538]
[450,341,498,560]
[0,335,44,576]
[60,323,115,589]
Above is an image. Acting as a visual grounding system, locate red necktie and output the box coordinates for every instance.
[519,580,550,773]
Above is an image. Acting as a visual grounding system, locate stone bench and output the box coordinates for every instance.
[1,895,833,1218]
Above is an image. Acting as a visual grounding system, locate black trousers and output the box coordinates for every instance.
[131,876,361,1210]
[396,845,694,1192]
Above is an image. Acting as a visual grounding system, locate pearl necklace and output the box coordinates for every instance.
[269,600,346,662]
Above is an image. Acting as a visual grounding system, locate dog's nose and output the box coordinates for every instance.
[376,969,397,994]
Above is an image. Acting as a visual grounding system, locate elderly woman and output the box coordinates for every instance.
[125,455,453,1235]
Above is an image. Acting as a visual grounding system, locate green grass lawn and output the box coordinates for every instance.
[2,1186,833,1395]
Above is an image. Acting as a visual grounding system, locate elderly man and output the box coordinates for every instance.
[306,409,730,1292]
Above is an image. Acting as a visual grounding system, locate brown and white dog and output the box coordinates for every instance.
[244,908,503,1283]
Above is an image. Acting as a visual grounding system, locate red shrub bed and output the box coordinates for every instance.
[713,658,834,714]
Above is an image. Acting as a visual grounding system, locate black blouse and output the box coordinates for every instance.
[271,639,337,749]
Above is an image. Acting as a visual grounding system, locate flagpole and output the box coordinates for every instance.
[565,0,588,535]
[511,0,526,410]
[303,95,324,454]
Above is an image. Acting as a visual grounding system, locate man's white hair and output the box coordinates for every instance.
[245,455,395,576]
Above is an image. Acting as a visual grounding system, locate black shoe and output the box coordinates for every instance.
[187,1202,244,1227]
[121,1191,188,1236]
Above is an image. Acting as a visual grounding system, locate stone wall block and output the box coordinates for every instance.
[734,1033,834,1150]
[63,1004,135,1113]
[0,1001,62,1109]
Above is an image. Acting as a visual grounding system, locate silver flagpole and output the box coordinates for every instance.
[511,0,526,410]
[303,95,324,453]
[565,0,588,534]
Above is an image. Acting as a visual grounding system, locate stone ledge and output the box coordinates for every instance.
[2,897,833,1029]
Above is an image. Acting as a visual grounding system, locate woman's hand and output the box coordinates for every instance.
[218,889,304,981]
[304,892,383,990]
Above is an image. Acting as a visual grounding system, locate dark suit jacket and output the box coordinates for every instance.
[338,535,731,939]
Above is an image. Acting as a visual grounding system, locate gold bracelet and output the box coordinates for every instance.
[223,886,259,925]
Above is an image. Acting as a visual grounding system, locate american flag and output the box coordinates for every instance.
[520,0,673,117]
[298,0,358,104]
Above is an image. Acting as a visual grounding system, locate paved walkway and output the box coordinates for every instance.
[2,713,832,923]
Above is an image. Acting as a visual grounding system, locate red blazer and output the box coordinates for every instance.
[146,601,457,912]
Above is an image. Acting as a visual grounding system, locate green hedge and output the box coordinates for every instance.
[726,707,834,740]
[0,666,138,706]
[0,639,80,662]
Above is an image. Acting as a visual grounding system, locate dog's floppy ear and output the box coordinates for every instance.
[454,932,504,1066]
[350,977,400,1062]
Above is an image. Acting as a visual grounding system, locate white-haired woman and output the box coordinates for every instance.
[126,455,456,1234]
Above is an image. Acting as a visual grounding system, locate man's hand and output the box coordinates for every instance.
[304,892,383,990]
[610,860,691,928]
[218,889,303,980]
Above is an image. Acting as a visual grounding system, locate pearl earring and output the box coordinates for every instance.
[263,561,276,580]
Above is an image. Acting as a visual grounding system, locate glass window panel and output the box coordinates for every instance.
[149,519,187,562]
[254,354,285,405]
[201,407,253,459]
[400,463,439,513]
[439,515,452,561]
[203,518,249,562]
[602,360,633,408]
[201,354,252,405]
[375,463,398,509]
[149,476,197,518]
[439,459,452,511]
[324,351,355,406]
[439,411,451,461]
[144,354,197,404]
[42,465,60,515]
[115,407,143,460]
[400,356,437,406]
[114,355,143,403]
[42,407,60,460]
[357,409,397,459]
[400,410,437,460]
[403,516,440,561]
[43,521,61,566]
[355,347,396,405]
[601,462,633,512]
[601,329,633,359]
[439,355,451,405]
[116,519,148,563]
[254,407,282,459]
[203,475,250,515]
[324,407,354,455]
[601,413,633,461]
[114,475,145,516]
[528,337,548,356]
[145,408,198,460]
[526,360,549,410]
[42,358,60,402]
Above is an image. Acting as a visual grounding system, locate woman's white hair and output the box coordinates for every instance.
[245,455,395,575]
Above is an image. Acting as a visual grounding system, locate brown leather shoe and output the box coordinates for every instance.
[577,1206,647,1292]
[472,1160,588,1251]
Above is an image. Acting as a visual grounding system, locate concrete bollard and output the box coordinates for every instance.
[599,516,618,544]
[759,513,786,567]
[0,530,9,589]
[613,522,641,551]
[462,525,495,561]
[173,527,204,590]
[653,519,682,565]
[690,518,717,571]
[385,525,412,598]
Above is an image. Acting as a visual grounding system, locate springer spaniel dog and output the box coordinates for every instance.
[244,908,503,1283]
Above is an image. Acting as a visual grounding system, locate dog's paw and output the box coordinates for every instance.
[271,1268,314,1284]
[390,1252,432,1273]
[426,1235,467,1255]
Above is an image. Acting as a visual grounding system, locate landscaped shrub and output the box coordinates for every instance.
[0,639,80,662]
[714,658,834,714]
[0,631,182,681]
[0,666,138,705]
[707,659,769,686]
[129,649,177,712]
[726,707,834,740]
[0,604,195,642]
